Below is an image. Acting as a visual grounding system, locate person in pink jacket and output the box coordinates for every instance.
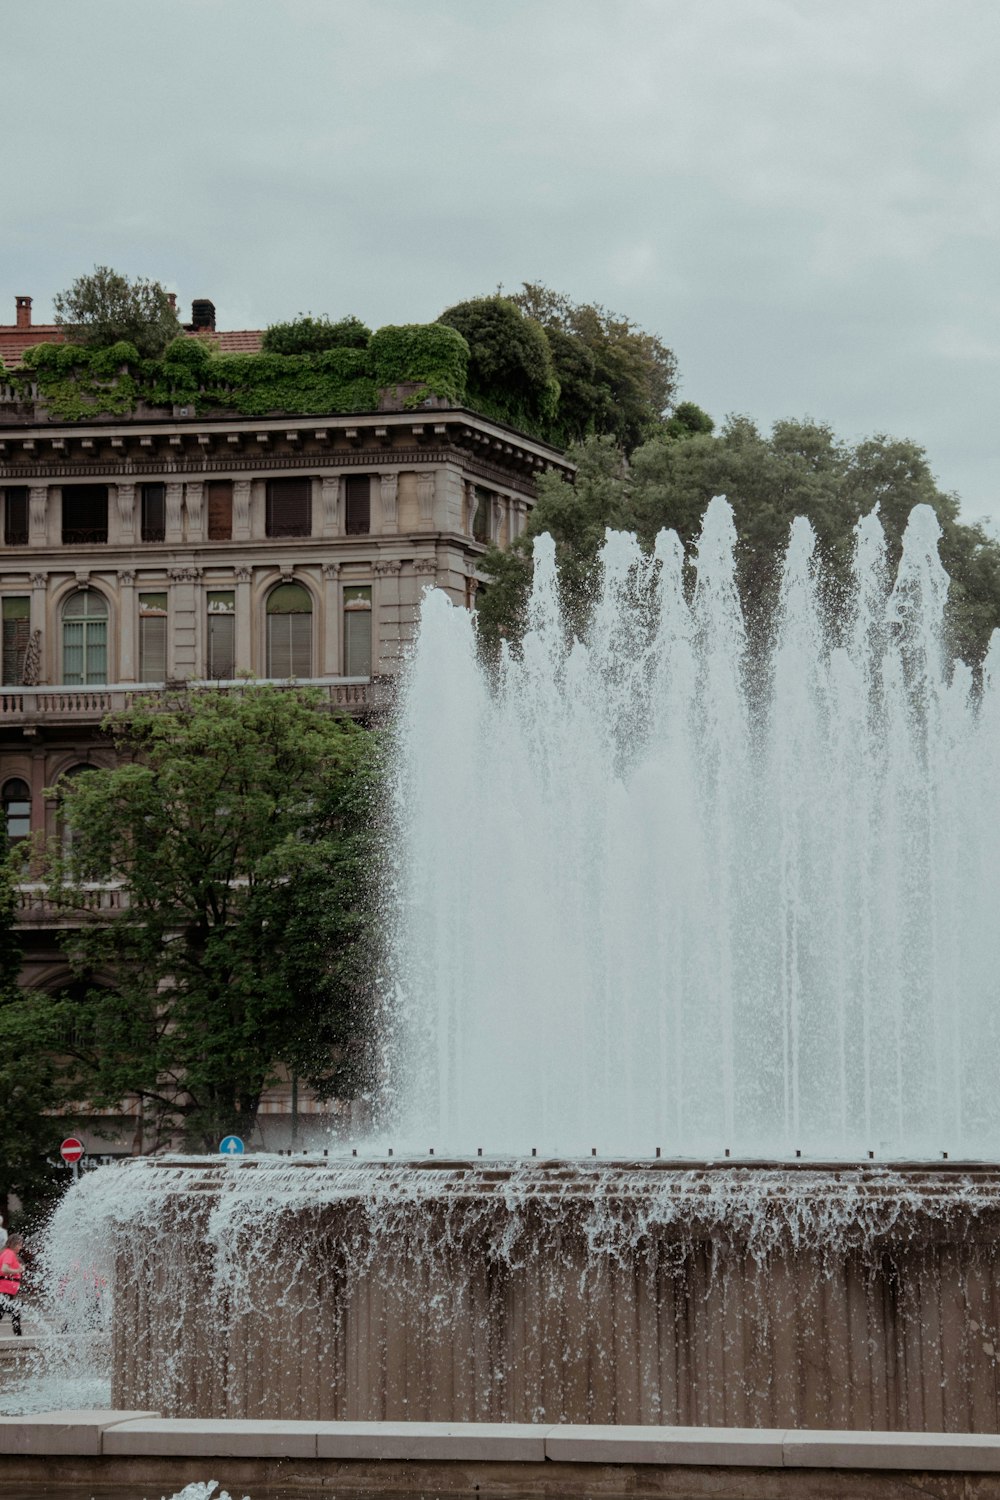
[0,1235,24,1337]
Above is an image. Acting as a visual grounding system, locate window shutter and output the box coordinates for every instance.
[207,482,233,541]
[266,478,311,538]
[2,597,30,684]
[63,622,84,684]
[344,609,372,677]
[207,591,236,678]
[289,611,312,678]
[84,621,108,684]
[345,476,371,535]
[139,615,167,682]
[3,488,29,546]
[141,484,166,542]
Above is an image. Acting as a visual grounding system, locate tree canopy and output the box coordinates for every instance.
[262,314,372,355]
[53,266,182,359]
[15,684,380,1151]
[476,421,1000,669]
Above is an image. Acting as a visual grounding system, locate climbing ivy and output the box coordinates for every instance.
[9,324,470,422]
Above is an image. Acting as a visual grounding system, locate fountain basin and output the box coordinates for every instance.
[96,1157,1000,1430]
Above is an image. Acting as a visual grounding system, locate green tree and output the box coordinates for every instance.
[511,283,679,451]
[262,314,372,355]
[53,266,182,358]
[437,296,560,436]
[0,847,71,1223]
[42,684,378,1150]
[479,422,1000,666]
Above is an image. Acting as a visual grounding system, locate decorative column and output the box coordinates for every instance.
[29,484,48,547]
[462,479,476,536]
[29,573,47,684]
[322,562,341,677]
[321,475,343,538]
[511,498,529,540]
[234,566,253,674]
[114,482,136,546]
[379,473,399,535]
[373,558,402,673]
[185,481,204,544]
[165,482,184,545]
[167,566,202,679]
[118,569,136,682]
[416,471,436,528]
[233,480,252,542]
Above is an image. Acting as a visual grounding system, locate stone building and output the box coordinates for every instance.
[0,294,572,1148]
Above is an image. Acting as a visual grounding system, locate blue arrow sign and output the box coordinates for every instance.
[219,1135,245,1157]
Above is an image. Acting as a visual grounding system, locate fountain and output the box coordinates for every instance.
[38,498,1000,1431]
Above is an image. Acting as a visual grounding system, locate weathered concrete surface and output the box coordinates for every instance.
[109,1158,1000,1430]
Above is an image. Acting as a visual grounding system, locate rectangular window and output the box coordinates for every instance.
[343,585,372,677]
[3,487,29,546]
[140,483,166,542]
[206,591,236,679]
[138,593,167,682]
[345,475,371,535]
[62,485,108,545]
[207,481,233,541]
[266,478,311,538]
[2,596,30,685]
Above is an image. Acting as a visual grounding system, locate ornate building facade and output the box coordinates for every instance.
[0,298,573,1146]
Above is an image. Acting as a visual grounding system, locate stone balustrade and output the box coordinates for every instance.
[2,677,375,726]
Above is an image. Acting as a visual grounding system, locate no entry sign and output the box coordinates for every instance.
[60,1137,85,1165]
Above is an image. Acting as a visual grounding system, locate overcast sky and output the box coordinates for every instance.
[4,0,999,522]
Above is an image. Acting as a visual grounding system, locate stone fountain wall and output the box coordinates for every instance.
[107,1159,1000,1429]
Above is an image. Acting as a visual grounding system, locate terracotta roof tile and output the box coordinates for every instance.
[0,325,264,368]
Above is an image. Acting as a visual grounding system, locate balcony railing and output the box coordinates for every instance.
[1,677,380,726]
[16,883,130,926]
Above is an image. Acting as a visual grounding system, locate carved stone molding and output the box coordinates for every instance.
[168,566,203,583]
[30,573,47,590]
[234,565,252,583]
[416,471,436,525]
[374,559,403,577]
[322,562,342,581]
[116,482,136,529]
[165,481,184,538]
[185,480,204,533]
[29,485,47,540]
[379,473,399,530]
[233,479,252,533]
[321,475,342,535]
[118,570,136,587]
[412,558,437,575]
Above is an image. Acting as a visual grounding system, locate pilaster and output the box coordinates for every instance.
[112,482,135,546]
[29,573,47,683]
[167,566,201,679]
[322,562,341,677]
[185,481,204,544]
[321,476,343,539]
[379,473,399,535]
[234,566,252,673]
[118,570,136,682]
[373,558,403,673]
[29,485,48,547]
[165,482,184,545]
[233,480,252,543]
[416,471,436,528]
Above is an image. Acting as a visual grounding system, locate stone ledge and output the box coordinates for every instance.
[103,1417,315,1458]
[0,1410,158,1456]
[545,1424,786,1465]
[314,1420,548,1460]
[783,1429,1000,1471]
[5,1415,1000,1471]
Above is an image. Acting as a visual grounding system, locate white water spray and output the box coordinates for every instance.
[387,498,1000,1159]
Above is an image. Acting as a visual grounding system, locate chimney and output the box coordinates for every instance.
[15,296,31,330]
[190,298,216,332]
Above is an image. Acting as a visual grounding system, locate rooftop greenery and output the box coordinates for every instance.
[1,284,689,450]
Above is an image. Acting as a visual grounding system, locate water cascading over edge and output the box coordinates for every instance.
[385,497,1000,1159]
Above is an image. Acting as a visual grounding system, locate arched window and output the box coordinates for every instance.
[62,589,108,685]
[266,583,312,679]
[2,778,30,843]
